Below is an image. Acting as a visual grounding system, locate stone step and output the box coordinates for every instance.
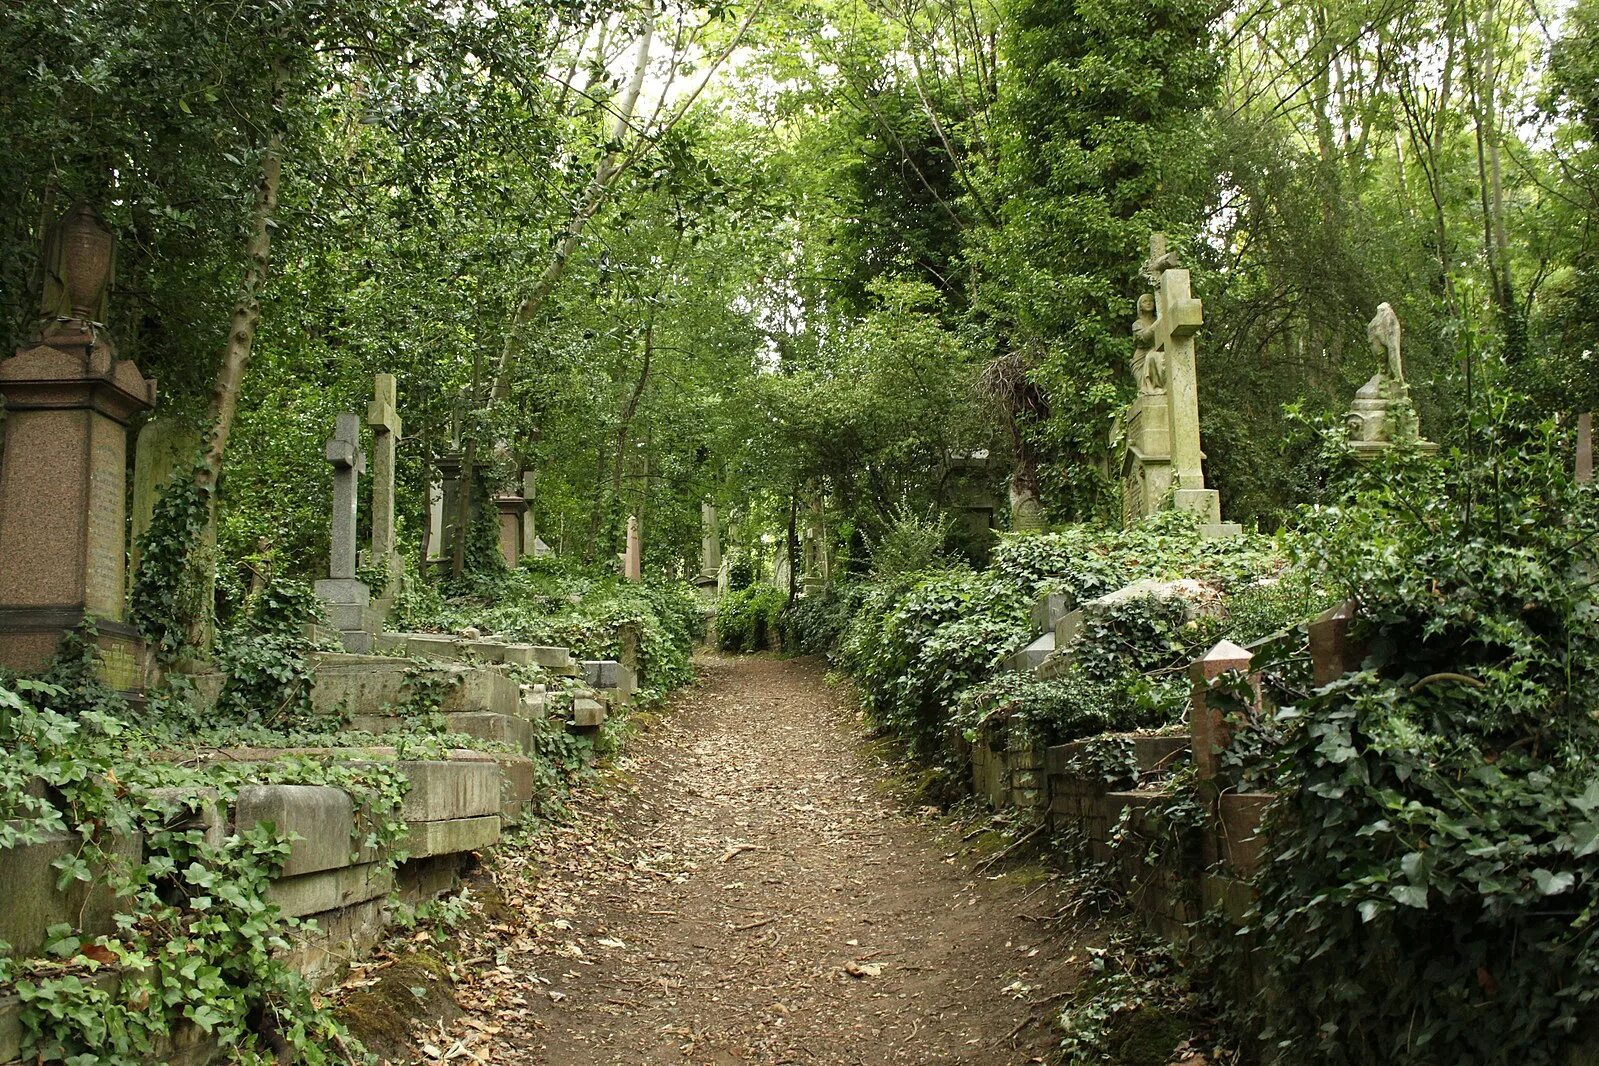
[446,711,535,755]
[404,815,500,859]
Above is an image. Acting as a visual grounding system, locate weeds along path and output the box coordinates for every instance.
[433,653,1088,1065]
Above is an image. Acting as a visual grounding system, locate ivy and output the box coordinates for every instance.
[129,455,215,668]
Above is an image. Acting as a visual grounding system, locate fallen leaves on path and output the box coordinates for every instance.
[408,653,1091,1065]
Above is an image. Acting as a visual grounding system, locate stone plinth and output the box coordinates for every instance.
[623,515,642,582]
[0,326,156,677]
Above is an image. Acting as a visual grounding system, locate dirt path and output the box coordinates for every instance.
[438,653,1088,1065]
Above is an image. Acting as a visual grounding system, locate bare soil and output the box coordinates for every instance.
[416,653,1094,1065]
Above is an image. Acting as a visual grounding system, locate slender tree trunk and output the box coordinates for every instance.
[201,116,284,490]
[491,29,653,403]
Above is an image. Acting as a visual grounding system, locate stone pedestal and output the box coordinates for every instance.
[0,325,156,680]
[495,494,529,567]
[623,515,642,582]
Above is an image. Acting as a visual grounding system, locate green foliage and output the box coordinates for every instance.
[716,585,787,652]
[869,505,953,578]
[0,678,410,1063]
[1057,934,1195,1064]
[1224,415,1599,1064]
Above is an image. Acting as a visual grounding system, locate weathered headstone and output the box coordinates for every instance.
[0,203,156,684]
[435,453,463,568]
[623,515,642,582]
[1344,303,1437,460]
[1121,234,1239,537]
[315,412,374,652]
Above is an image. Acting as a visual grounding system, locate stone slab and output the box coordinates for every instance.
[0,829,140,958]
[1008,630,1056,674]
[446,711,534,754]
[403,815,500,859]
[142,786,226,849]
[234,784,374,877]
[581,660,636,693]
[405,633,466,661]
[495,755,536,823]
[315,577,369,606]
[525,645,575,671]
[268,860,392,919]
[457,667,519,716]
[389,760,500,822]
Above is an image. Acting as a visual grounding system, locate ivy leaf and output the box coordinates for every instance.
[1532,869,1576,896]
[1390,884,1429,909]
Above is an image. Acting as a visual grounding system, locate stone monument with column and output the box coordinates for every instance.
[316,412,377,652]
[0,203,157,684]
[1121,234,1240,537]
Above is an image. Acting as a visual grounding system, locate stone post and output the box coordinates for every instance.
[425,479,444,561]
[520,469,540,558]
[314,412,374,652]
[623,515,642,582]
[365,374,401,613]
[0,203,156,684]
[1578,413,1593,485]
[1307,600,1363,687]
[1190,640,1259,867]
[700,500,721,578]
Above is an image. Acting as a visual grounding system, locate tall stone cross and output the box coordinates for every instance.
[1144,235,1205,498]
[365,374,400,567]
[325,412,366,580]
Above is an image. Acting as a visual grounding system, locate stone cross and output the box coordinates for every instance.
[325,412,366,580]
[700,500,721,578]
[365,374,400,566]
[624,515,642,582]
[1142,236,1205,496]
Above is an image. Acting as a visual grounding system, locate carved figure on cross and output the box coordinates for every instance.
[1141,234,1205,491]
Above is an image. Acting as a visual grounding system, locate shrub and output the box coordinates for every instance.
[1225,416,1599,1064]
[717,584,786,652]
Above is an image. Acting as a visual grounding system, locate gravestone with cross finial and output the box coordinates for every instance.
[1120,234,1240,537]
[315,412,377,652]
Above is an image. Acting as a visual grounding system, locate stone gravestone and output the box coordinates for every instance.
[0,203,157,685]
[364,374,402,616]
[315,412,375,652]
[1344,303,1437,459]
[802,494,830,594]
[623,515,643,582]
[425,478,445,561]
[1121,234,1239,537]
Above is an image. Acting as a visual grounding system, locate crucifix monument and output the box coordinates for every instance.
[316,412,376,651]
[1121,234,1239,537]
